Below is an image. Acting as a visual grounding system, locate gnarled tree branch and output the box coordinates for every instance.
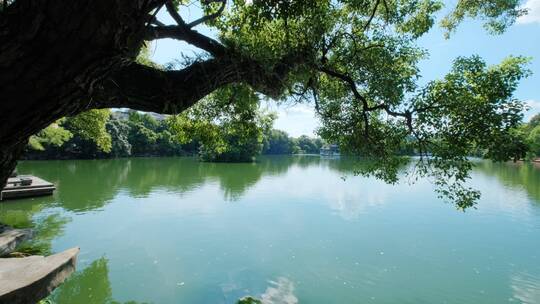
[364,0,381,31]
[145,25,226,56]
[187,0,226,28]
[165,1,186,25]
[93,52,307,113]
[148,0,227,56]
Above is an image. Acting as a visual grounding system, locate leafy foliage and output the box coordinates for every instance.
[521,113,540,159]
[107,118,132,157]
[528,126,540,157]
[262,129,323,155]
[63,109,112,153]
[28,120,73,151]
[440,0,527,37]
[263,129,294,155]
[26,110,190,159]
[317,55,530,209]
[170,85,275,162]
[128,123,158,154]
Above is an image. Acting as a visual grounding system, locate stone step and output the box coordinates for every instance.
[0,247,79,304]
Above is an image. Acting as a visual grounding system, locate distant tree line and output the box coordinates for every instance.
[25,110,190,159]
[165,85,325,162]
[23,109,324,161]
[262,129,323,155]
[521,113,540,160]
[25,108,540,163]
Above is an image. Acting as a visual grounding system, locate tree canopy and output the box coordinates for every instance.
[164,0,530,208]
[0,0,534,208]
[28,110,112,154]
[169,85,274,162]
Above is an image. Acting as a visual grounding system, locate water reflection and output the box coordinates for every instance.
[236,277,298,304]
[475,161,540,203]
[1,157,539,304]
[15,157,303,211]
[510,272,540,304]
[12,157,540,215]
[50,257,146,304]
[0,200,69,254]
[13,156,413,212]
[327,191,388,220]
[4,157,540,251]
[259,277,298,304]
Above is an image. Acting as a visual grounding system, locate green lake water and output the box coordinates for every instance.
[1,156,540,304]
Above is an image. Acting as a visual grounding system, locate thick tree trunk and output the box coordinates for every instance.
[0,0,302,187]
[0,0,154,186]
[0,141,25,188]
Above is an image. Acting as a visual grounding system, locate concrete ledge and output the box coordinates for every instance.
[0,247,79,304]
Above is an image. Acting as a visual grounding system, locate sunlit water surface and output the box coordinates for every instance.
[1,156,540,304]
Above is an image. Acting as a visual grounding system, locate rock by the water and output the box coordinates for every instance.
[0,247,79,304]
[0,228,32,256]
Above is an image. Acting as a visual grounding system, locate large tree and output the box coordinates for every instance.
[0,0,531,208]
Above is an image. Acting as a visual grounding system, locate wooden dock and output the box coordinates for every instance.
[1,175,55,201]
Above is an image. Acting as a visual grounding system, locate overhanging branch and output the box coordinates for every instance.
[318,64,426,143]
[145,25,226,56]
[187,0,226,28]
[148,0,228,56]
[93,52,307,113]
[165,1,186,25]
[364,0,381,31]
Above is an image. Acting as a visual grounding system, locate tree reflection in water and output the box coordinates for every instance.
[475,160,540,203]
[0,156,538,303]
[49,257,146,304]
[4,156,539,255]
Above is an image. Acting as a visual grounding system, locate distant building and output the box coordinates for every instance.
[147,112,167,121]
[320,144,340,156]
[111,109,167,121]
[111,109,130,120]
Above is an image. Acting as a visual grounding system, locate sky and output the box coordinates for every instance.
[150,0,540,137]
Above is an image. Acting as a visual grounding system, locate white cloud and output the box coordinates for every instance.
[518,0,540,24]
[261,101,319,137]
[526,99,540,109]
[524,99,540,121]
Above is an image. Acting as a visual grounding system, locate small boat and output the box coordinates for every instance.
[1,175,55,201]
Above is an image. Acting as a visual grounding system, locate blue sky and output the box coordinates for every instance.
[151,0,540,137]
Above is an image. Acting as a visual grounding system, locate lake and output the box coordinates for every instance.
[1,156,539,304]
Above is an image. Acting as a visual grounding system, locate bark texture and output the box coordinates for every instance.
[1,0,153,185]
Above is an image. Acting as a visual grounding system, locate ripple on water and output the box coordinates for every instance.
[510,272,540,303]
[259,277,298,304]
